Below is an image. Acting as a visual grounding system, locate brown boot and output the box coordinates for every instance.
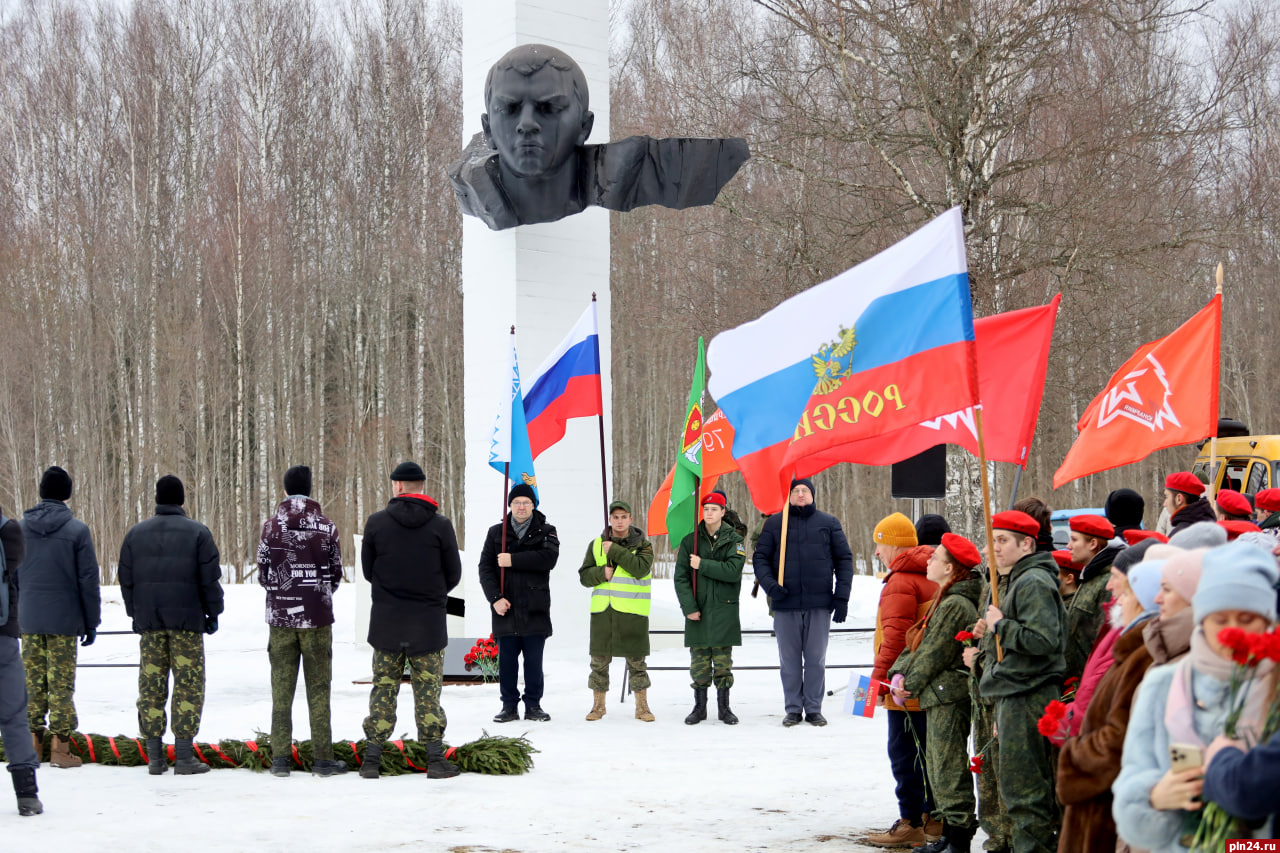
[50,735,82,769]
[862,818,925,848]
[633,689,655,722]
[923,814,943,841]
[585,690,607,721]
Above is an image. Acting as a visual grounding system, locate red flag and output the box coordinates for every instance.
[791,297,1061,471]
[1053,295,1221,488]
[647,410,739,535]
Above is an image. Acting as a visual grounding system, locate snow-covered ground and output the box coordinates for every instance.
[4,575,984,851]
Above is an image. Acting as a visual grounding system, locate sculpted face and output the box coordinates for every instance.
[483,65,593,179]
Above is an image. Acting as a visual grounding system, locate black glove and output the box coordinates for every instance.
[771,584,788,602]
[80,628,96,647]
[204,616,219,635]
[832,599,849,624]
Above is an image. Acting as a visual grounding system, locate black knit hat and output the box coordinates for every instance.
[915,514,951,547]
[508,483,537,507]
[156,474,185,507]
[1105,488,1145,532]
[390,461,426,482]
[283,465,312,497]
[39,466,73,501]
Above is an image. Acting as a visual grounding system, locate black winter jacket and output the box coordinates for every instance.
[477,510,559,638]
[752,503,854,611]
[361,495,462,654]
[119,506,224,633]
[1169,496,1216,534]
[17,499,101,636]
[1,511,26,638]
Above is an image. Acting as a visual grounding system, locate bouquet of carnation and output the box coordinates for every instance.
[465,635,500,682]
[1192,626,1280,851]
[1036,699,1070,745]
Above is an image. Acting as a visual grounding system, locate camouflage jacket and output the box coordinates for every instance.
[978,551,1067,699]
[674,521,746,648]
[890,577,981,709]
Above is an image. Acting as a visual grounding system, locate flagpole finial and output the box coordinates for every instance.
[1214,262,1223,296]
[510,325,515,335]
[591,292,597,301]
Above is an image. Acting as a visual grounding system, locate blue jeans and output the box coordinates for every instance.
[888,708,932,820]
[497,634,546,709]
[0,636,39,770]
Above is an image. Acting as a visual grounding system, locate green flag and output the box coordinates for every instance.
[667,337,706,551]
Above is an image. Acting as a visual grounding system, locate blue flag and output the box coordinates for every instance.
[489,331,538,499]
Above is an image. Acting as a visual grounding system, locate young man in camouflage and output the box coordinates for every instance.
[257,465,346,777]
[359,461,462,779]
[119,475,224,776]
[578,500,655,721]
[974,511,1067,853]
[674,492,746,725]
[19,465,100,769]
[1062,514,1121,682]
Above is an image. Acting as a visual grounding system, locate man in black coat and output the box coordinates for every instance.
[1,506,41,814]
[478,483,559,724]
[18,465,100,769]
[119,475,224,776]
[359,461,462,779]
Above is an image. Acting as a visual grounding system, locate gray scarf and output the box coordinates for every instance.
[511,515,532,541]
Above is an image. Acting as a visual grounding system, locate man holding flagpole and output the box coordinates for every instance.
[752,478,853,726]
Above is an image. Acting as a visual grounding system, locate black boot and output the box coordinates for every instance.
[145,737,167,775]
[173,738,210,775]
[424,741,460,779]
[717,687,739,725]
[684,687,708,725]
[359,741,382,779]
[270,755,291,777]
[11,766,42,816]
[943,823,975,853]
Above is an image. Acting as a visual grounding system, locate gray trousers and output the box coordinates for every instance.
[0,636,39,770]
[773,608,831,714]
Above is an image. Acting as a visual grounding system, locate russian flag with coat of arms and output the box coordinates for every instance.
[707,208,978,513]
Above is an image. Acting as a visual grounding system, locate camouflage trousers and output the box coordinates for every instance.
[926,699,975,829]
[363,648,445,746]
[973,697,1012,850]
[268,625,333,761]
[138,630,205,739]
[588,655,649,692]
[21,634,78,737]
[689,646,734,690]
[993,684,1060,853]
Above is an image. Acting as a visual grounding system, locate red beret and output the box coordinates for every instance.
[702,492,727,508]
[1256,488,1280,513]
[1052,550,1084,572]
[1215,489,1252,517]
[1165,472,1205,496]
[940,533,982,569]
[1123,529,1168,546]
[1069,514,1115,540]
[992,510,1040,538]
[1219,519,1262,540]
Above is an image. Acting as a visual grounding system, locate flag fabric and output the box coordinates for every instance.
[489,331,538,499]
[666,338,706,551]
[1052,295,1221,489]
[707,208,977,513]
[795,296,1061,471]
[843,673,880,718]
[647,409,739,535]
[524,301,604,459]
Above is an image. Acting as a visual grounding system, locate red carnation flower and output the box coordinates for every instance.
[955,631,976,643]
[969,755,984,774]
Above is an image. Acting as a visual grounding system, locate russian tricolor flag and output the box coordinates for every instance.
[843,674,880,718]
[524,302,604,460]
[707,208,977,513]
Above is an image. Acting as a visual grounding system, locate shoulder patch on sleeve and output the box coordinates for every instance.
[736,543,746,556]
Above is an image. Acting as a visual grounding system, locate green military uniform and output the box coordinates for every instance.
[138,630,206,739]
[970,573,1012,850]
[269,625,335,758]
[579,525,654,692]
[1063,552,1115,682]
[979,552,1067,853]
[363,648,445,744]
[674,520,746,689]
[890,577,981,831]
[23,634,79,738]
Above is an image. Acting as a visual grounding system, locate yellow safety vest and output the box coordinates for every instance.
[589,537,651,616]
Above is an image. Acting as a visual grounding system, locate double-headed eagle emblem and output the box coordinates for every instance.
[811,325,857,396]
